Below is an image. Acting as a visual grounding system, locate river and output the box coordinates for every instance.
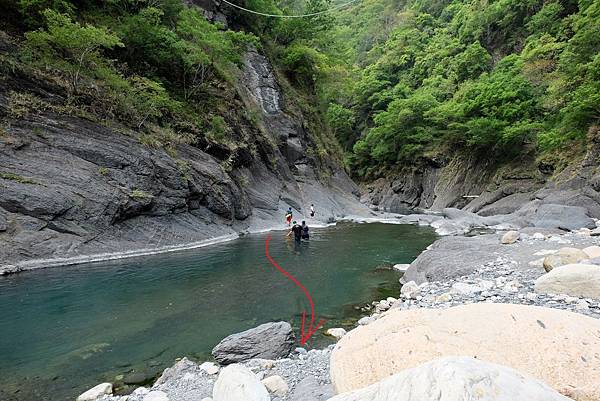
[0,222,436,400]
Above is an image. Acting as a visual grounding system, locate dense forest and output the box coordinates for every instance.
[1,0,599,178]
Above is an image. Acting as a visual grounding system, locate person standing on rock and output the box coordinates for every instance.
[285,207,293,226]
[310,204,315,217]
[301,221,310,240]
[287,221,302,242]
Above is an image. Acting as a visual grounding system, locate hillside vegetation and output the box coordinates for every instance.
[1,0,599,179]
[314,0,600,177]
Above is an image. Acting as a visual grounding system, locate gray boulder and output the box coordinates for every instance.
[402,235,505,284]
[212,322,295,364]
[525,203,595,231]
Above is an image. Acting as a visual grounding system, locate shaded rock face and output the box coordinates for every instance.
[0,114,250,268]
[361,142,600,220]
[212,321,295,364]
[328,357,571,401]
[0,47,367,272]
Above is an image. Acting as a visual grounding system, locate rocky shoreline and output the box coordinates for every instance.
[76,220,600,401]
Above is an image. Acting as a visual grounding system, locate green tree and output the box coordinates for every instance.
[18,0,74,27]
[23,10,123,93]
[174,7,255,99]
[128,75,176,128]
[326,103,356,148]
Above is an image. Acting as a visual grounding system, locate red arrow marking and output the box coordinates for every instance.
[265,235,326,345]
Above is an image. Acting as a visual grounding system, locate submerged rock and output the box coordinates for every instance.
[123,371,151,385]
[330,303,600,399]
[213,364,269,401]
[327,357,571,401]
[212,321,295,364]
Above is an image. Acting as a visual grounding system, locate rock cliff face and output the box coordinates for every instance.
[0,45,367,273]
[361,129,600,219]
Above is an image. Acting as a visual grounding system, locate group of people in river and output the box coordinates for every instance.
[284,205,314,242]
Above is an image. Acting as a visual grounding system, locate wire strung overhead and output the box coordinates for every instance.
[219,0,361,18]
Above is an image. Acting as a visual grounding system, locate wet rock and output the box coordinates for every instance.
[392,264,410,272]
[212,322,295,364]
[76,383,112,401]
[328,357,571,401]
[357,316,377,325]
[326,328,347,340]
[213,364,269,401]
[123,371,150,385]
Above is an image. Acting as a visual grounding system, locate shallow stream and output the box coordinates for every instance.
[0,222,436,400]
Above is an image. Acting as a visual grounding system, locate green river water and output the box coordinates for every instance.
[0,222,436,400]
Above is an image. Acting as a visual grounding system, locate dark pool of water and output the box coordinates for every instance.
[0,222,436,400]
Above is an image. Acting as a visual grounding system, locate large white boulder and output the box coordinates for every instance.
[327,357,571,401]
[535,263,600,299]
[330,303,600,401]
[543,248,588,272]
[76,383,112,401]
[213,364,269,401]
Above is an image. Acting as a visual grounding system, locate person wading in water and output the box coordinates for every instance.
[285,207,293,226]
[287,221,302,242]
[301,221,309,240]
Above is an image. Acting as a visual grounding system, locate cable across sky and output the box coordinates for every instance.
[219,0,361,18]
